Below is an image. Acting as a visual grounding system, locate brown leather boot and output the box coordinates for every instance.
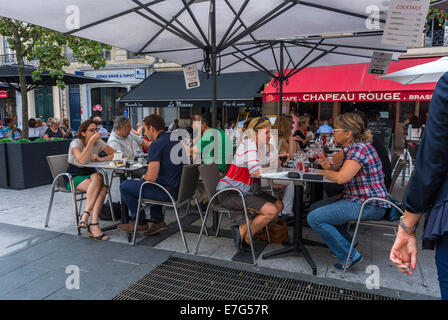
[117,221,148,234]
[144,221,168,236]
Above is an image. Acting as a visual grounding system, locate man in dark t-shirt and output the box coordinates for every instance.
[119,114,188,236]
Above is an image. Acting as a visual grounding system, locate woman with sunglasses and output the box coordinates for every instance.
[65,119,116,241]
[307,113,390,272]
[216,117,283,253]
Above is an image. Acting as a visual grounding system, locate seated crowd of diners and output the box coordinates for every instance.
[63,111,392,272]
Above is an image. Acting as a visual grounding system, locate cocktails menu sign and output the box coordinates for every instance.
[382,0,430,47]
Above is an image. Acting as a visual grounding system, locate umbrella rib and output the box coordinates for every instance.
[64,0,165,36]
[294,39,406,53]
[188,42,271,67]
[270,42,280,75]
[231,45,276,78]
[297,1,386,24]
[218,0,252,49]
[223,0,257,43]
[220,1,296,51]
[287,46,338,78]
[132,0,206,49]
[283,44,296,71]
[404,74,425,85]
[181,0,211,47]
[230,53,271,77]
[290,42,373,59]
[285,38,324,78]
[137,0,196,53]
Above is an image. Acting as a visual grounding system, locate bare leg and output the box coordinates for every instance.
[239,202,279,244]
[89,186,108,238]
[76,173,104,225]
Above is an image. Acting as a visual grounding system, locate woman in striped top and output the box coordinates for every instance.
[216,117,283,253]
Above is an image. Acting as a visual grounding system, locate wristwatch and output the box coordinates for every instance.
[399,216,417,234]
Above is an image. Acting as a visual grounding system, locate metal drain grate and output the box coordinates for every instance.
[113,257,397,300]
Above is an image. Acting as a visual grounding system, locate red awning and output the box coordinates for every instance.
[263,57,439,103]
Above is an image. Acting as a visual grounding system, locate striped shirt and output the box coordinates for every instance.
[217,138,267,195]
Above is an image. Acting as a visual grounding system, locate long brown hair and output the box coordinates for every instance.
[273,116,292,139]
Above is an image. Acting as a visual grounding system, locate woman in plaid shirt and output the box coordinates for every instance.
[307,113,390,272]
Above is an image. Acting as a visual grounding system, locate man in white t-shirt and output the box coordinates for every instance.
[107,116,150,158]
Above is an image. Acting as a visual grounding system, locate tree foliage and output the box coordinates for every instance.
[0,17,110,137]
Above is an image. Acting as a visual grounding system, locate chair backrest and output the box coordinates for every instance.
[388,159,406,194]
[176,164,200,205]
[46,154,69,179]
[390,153,400,171]
[198,163,221,201]
[46,154,69,190]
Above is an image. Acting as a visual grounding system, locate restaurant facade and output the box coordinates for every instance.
[263,57,439,148]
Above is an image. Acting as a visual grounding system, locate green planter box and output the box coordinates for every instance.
[5,140,72,190]
[0,143,8,188]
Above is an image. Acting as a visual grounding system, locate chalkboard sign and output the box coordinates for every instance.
[320,102,333,121]
[179,107,191,119]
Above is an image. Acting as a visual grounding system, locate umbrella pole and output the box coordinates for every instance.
[278,42,284,116]
[211,0,217,129]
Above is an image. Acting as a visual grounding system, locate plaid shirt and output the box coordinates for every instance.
[342,142,390,208]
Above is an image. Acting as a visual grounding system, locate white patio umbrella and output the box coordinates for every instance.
[377,57,448,85]
[0,0,406,120]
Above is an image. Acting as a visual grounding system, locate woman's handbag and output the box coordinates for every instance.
[256,218,289,243]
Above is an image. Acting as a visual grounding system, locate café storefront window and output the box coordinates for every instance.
[91,87,127,131]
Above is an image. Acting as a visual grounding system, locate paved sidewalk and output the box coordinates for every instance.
[0,175,442,300]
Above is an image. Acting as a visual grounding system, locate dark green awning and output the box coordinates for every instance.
[117,71,269,108]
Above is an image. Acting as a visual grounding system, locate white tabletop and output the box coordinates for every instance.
[78,161,147,172]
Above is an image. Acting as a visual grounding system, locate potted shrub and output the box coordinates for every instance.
[5,139,72,189]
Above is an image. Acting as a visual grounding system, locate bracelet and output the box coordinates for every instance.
[399,216,417,234]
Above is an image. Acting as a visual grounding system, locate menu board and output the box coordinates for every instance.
[382,0,430,47]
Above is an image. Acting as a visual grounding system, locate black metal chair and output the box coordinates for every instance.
[194,163,270,265]
[131,164,205,252]
[342,197,426,287]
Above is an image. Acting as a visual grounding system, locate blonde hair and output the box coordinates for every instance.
[334,113,372,143]
[245,117,271,140]
[297,116,309,127]
[47,117,60,127]
[273,116,292,139]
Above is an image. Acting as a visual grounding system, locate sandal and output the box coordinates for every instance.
[87,223,109,241]
[78,211,90,229]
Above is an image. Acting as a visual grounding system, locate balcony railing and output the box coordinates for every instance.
[424,29,447,47]
[0,54,39,66]
[65,50,111,63]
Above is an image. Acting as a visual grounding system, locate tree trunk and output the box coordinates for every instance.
[12,23,29,139]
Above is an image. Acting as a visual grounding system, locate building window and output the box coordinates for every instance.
[127,51,145,60]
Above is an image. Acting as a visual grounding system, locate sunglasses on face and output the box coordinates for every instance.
[86,128,99,133]
[333,129,347,133]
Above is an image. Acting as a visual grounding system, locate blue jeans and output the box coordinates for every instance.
[436,233,448,300]
[307,199,386,264]
[120,180,177,221]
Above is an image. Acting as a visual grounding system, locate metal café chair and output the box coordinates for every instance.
[342,197,426,287]
[131,164,205,252]
[44,154,115,235]
[194,163,270,265]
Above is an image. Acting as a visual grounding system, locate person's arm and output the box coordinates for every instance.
[287,135,296,159]
[72,133,101,164]
[43,133,51,140]
[143,161,160,182]
[390,74,448,276]
[329,149,344,168]
[321,160,361,184]
[96,145,116,162]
